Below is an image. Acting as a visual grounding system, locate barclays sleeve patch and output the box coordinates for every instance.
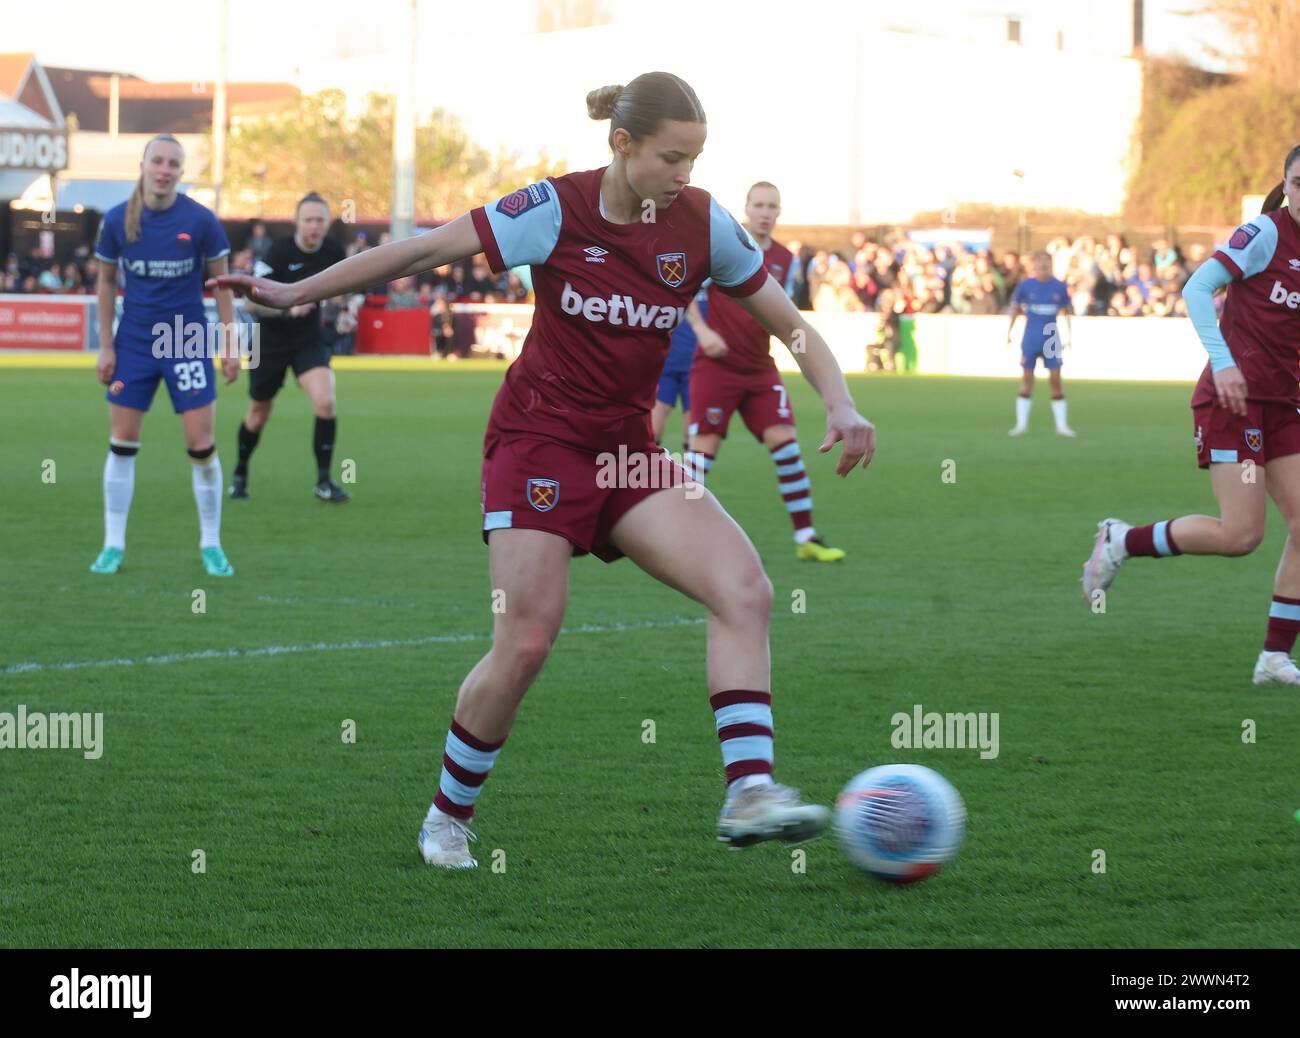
[496,181,552,219]
[1228,222,1260,250]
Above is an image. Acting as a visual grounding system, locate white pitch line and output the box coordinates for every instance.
[1,616,706,676]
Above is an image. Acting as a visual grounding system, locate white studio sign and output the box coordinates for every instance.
[0,130,69,172]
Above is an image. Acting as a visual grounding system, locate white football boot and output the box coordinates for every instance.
[1252,651,1300,686]
[717,783,830,849]
[1082,517,1132,603]
[418,810,478,869]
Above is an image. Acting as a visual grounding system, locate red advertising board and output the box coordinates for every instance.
[354,300,432,355]
[0,296,87,350]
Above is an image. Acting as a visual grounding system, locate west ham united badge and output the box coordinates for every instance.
[1245,428,1263,453]
[656,253,686,288]
[706,407,723,425]
[526,477,560,512]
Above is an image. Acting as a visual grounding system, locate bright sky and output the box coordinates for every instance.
[3,0,1231,85]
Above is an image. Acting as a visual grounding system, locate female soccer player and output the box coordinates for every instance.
[685,181,846,561]
[1083,145,1300,685]
[1006,251,1075,437]
[91,133,240,577]
[230,192,350,503]
[213,72,875,868]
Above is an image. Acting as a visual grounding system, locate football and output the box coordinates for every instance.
[835,764,966,882]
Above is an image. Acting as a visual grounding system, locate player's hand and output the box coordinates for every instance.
[697,327,729,359]
[1213,365,1248,418]
[96,346,116,385]
[820,400,875,475]
[221,354,241,385]
[287,303,316,319]
[206,274,299,310]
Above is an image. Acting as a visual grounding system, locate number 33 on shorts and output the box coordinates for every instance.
[173,360,208,391]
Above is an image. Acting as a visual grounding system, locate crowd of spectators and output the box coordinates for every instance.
[790,231,1205,321]
[2,242,101,294]
[7,224,1208,349]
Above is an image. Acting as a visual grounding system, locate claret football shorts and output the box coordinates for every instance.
[480,436,695,563]
[1193,400,1300,470]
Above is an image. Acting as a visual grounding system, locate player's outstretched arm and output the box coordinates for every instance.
[206,214,484,309]
[735,275,875,475]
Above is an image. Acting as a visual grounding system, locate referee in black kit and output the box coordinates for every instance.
[230,192,351,502]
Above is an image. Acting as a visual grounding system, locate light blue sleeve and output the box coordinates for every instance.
[476,182,562,270]
[1183,258,1235,372]
[1214,214,1278,280]
[707,198,764,289]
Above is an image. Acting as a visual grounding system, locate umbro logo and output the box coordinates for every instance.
[288,262,305,271]
[1289,258,1300,270]
[583,246,608,263]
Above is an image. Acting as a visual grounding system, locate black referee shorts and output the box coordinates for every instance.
[248,340,332,402]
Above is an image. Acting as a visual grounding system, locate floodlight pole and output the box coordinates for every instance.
[391,0,419,240]
[212,0,228,216]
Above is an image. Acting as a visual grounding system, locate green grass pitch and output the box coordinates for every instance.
[1,366,1297,948]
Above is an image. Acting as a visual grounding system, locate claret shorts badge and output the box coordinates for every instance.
[526,477,560,512]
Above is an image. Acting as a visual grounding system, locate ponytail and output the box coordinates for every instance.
[1261,144,1300,214]
[125,133,184,243]
[124,177,146,244]
[1261,180,1287,214]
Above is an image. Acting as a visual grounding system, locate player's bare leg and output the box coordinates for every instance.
[299,366,348,502]
[761,423,843,561]
[1082,461,1266,603]
[90,404,147,574]
[1256,453,1300,684]
[609,486,830,848]
[231,398,272,499]
[181,402,231,577]
[686,429,721,484]
[420,529,572,867]
[1010,367,1034,435]
[1048,368,1075,437]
